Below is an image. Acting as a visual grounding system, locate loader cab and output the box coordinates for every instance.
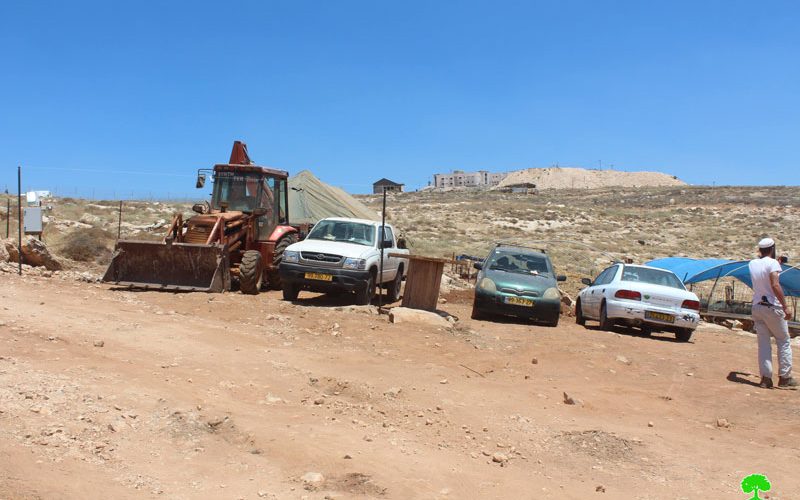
[210,165,289,240]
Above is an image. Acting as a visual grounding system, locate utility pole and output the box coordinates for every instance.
[17,166,22,275]
[118,201,123,240]
[378,187,387,309]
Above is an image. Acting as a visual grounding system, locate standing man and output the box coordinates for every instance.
[749,237,797,389]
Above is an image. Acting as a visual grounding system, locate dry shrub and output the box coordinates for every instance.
[60,227,114,262]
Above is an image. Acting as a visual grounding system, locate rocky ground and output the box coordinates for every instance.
[1,186,799,498]
[1,271,799,499]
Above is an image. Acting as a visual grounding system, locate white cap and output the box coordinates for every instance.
[758,237,775,249]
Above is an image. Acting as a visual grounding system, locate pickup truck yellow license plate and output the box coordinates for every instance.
[505,296,534,307]
[305,272,333,282]
[645,311,674,323]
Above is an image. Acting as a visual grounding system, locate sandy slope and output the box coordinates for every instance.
[496,167,685,190]
[1,274,798,499]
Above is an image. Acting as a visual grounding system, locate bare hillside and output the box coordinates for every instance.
[497,167,686,190]
[361,185,799,297]
[4,185,797,296]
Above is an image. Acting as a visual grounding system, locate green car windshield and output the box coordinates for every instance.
[488,250,551,276]
[307,220,375,246]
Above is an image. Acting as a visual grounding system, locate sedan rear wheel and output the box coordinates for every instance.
[598,301,614,331]
[675,328,693,342]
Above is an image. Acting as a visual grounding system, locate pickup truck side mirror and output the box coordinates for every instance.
[581,277,592,286]
[381,239,393,249]
[557,274,567,282]
[473,262,483,270]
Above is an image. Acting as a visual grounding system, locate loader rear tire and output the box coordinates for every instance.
[239,250,264,295]
[268,234,297,290]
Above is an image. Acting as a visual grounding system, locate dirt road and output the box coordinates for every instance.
[1,273,798,499]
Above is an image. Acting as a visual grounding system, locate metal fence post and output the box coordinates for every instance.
[17,165,22,275]
[378,187,387,308]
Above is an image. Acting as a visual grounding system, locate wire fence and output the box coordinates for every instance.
[688,277,798,322]
[1,164,385,202]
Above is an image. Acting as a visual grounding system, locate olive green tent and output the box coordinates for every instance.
[288,170,379,225]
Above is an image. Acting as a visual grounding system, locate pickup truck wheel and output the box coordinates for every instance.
[386,267,403,303]
[239,250,263,295]
[355,274,375,306]
[268,234,297,290]
[282,283,300,301]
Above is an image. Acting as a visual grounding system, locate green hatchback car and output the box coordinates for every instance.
[471,245,566,326]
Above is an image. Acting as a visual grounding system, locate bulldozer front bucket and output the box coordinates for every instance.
[102,240,231,292]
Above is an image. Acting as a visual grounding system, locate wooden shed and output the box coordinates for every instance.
[373,178,404,194]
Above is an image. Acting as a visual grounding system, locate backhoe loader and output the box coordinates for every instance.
[103,141,300,293]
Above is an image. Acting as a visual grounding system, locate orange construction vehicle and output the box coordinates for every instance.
[103,141,300,293]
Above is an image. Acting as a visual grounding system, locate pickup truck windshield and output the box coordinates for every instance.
[307,220,376,246]
[488,250,551,276]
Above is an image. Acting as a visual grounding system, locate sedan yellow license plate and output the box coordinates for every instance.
[504,296,534,307]
[645,311,675,323]
[305,272,333,282]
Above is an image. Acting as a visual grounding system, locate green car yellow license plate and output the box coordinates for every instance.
[504,296,534,307]
[305,272,333,282]
[645,311,674,323]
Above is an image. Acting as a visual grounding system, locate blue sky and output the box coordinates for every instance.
[1,1,798,198]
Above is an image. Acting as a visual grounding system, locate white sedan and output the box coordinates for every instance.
[575,263,701,341]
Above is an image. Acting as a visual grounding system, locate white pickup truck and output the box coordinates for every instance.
[278,217,409,304]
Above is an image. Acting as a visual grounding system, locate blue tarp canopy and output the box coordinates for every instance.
[646,257,731,283]
[647,257,800,297]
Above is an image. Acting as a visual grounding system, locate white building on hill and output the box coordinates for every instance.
[433,170,507,188]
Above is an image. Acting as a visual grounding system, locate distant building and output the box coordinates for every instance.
[373,178,404,194]
[433,170,507,188]
[26,190,52,205]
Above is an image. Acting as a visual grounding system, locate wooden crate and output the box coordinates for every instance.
[389,253,454,311]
